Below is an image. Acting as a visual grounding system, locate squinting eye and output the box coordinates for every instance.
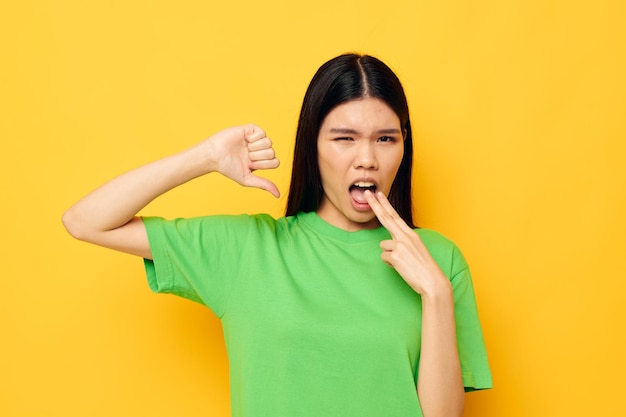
[334,137,354,141]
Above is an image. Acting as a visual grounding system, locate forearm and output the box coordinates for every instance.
[417,284,465,417]
[63,143,211,240]
[62,125,278,259]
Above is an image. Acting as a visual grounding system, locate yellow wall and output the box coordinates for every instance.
[2,1,624,416]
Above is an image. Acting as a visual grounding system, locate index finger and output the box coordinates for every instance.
[243,124,267,144]
[364,190,412,239]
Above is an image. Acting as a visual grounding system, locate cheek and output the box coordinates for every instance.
[317,154,334,178]
[319,147,348,175]
[388,148,405,172]
[384,149,405,186]
[317,160,340,192]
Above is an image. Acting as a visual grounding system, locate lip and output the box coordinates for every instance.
[350,196,372,212]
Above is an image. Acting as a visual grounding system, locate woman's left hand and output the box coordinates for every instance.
[364,190,451,297]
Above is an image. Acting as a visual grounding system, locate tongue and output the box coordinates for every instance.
[350,187,368,204]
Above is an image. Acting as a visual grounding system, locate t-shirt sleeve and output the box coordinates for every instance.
[449,246,493,391]
[142,215,252,318]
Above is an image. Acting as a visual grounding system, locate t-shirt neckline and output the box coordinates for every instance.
[296,211,391,243]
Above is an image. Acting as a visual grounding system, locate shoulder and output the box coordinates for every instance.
[414,228,469,277]
[142,213,290,251]
[415,228,458,251]
[144,213,281,228]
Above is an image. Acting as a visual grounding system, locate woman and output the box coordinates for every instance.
[63,53,491,417]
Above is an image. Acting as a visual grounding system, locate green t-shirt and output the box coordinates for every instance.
[143,211,492,417]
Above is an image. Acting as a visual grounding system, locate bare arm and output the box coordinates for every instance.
[417,287,464,417]
[62,125,280,259]
[364,190,465,417]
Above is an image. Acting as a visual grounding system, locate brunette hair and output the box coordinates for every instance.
[285,53,415,228]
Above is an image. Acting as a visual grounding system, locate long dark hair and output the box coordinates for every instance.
[285,53,415,228]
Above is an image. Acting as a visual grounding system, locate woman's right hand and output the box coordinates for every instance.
[203,124,281,197]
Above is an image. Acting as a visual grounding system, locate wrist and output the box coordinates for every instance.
[183,140,218,177]
[419,279,453,305]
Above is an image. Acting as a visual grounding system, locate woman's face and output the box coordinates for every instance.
[316,97,405,231]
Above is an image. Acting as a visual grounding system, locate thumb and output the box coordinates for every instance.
[243,174,281,198]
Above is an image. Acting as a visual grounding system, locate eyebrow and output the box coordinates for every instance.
[328,128,402,134]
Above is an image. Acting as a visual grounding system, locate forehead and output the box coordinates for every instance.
[320,98,401,132]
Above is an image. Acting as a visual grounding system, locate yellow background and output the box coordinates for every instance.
[2,1,624,416]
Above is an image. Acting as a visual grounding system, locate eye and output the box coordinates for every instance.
[377,136,397,143]
[334,137,354,141]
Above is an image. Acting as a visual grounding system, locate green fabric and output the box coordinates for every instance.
[143,211,492,417]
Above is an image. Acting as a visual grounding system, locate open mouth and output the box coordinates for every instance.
[349,182,377,205]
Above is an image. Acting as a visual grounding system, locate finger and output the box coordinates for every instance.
[364,189,385,218]
[364,191,406,239]
[363,191,395,235]
[244,124,267,144]
[250,157,280,171]
[380,251,398,269]
[370,191,400,218]
[372,191,414,234]
[248,137,273,152]
[380,239,395,252]
[244,175,281,198]
[249,147,275,162]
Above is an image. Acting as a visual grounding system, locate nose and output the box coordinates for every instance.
[353,141,378,170]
